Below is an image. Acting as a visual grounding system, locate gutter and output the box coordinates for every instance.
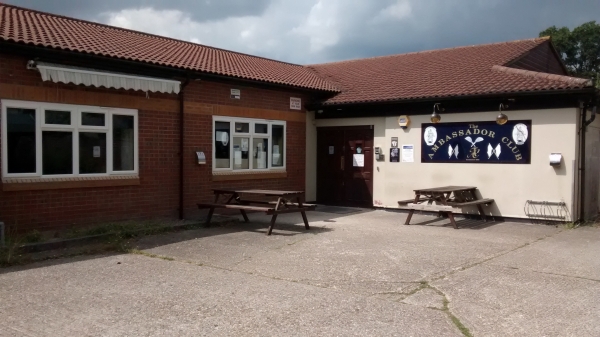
[179,78,190,220]
[308,87,597,110]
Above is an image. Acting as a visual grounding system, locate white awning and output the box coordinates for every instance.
[34,62,181,94]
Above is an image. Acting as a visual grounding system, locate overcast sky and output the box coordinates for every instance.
[6,0,600,64]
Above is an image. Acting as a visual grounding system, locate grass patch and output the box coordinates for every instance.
[0,220,205,267]
[419,282,474,337]
[128,248,175,261]
[448,311,474,337]
[562,220,600,230]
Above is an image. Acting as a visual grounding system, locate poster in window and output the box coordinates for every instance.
[214,128,230,159]
[421,120,531,164]
[353,154,364,167]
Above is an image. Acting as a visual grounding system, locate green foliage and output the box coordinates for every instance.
[23,230,44,243]
[540,21,600,87]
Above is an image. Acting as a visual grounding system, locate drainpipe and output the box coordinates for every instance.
[579,102,598,223]
[179,78,190,220]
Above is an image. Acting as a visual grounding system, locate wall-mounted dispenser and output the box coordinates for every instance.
[375,147,384,161]
[549,153,562,166]
[196,151,206,165]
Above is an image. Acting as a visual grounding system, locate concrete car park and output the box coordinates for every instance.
[1,209,599,337]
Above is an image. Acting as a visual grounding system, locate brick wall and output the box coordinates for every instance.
[0,51,311,232]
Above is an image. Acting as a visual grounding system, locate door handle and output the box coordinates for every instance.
[341,156,344,170]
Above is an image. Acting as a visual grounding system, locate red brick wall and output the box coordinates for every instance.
[0,51,311,232]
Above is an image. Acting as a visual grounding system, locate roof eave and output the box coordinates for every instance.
[1,40,339,93]
[312,87,597,108]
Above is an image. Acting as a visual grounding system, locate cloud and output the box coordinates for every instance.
[104,8,205,43]
[7,0,600,64]
[292,1,341,53]
[374,0,412,22]
[101,1,330,63]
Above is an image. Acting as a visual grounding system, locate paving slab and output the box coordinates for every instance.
[402,288,445,310]
[222,211,557,295]
[432,263,600,337]
[0,254,461,337]
[1,209,591,336]
[487,227,600,280]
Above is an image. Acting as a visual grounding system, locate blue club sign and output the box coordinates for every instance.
[421,120,531,164]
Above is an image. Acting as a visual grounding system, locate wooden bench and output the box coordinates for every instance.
[198,189,315,235]
[400,186,495,229]
[397,197,429,205]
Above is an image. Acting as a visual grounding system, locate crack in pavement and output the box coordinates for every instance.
[429,228,566,283]
[500,265,600,283]
[128,229,567,337]
[415,228,568,337]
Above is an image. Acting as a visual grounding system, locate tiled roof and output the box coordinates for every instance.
[309,38,593,105]
[0,4,592,104]
[0,4,339,92]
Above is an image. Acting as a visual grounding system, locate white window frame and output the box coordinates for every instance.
[1,99,139,179]
[212,116,286,172]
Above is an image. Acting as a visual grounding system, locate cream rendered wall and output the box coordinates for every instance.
[307,108,579,220]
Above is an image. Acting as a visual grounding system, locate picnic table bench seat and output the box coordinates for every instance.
[446,198,494,207]
[198,189,315,235]
[397,197,430,205]
[399,186,495,229]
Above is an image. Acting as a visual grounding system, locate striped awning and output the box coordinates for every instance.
[34,61,181,94]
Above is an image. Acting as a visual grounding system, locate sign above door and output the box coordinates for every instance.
[421,120,531,164]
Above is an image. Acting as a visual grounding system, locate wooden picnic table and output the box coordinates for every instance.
[197,189,316,235]
[398,186,494,229]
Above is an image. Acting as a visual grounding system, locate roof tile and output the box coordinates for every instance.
[0,4,338,92]
[309,38,594,105]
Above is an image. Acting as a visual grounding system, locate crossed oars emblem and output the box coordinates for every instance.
[464,136,483,147]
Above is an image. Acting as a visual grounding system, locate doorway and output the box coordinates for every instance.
[316,125,374,207]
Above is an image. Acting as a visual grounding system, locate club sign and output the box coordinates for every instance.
[421,120,531,164]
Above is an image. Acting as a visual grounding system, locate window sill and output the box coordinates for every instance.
[2,176,140,191]
[212,170,287,182]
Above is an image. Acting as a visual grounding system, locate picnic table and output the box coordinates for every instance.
[398,186,494,229]
[198,189,316,235]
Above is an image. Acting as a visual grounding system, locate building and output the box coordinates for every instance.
[0,4,597,232]
[304,38,599,222]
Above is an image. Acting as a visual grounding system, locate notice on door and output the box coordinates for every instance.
[401,144,414,162]
[353,154,364,167]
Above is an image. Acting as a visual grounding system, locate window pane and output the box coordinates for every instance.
[215,121,230,168]
[234,122,249,133]
[82,112,105,126]
[113,115,135,171]
[232,137,249,170]
[79,132,107,174]
[7,108,36,174]
[42,131,73,175]
[45,110,71,125]
[252,138,268,169]
[255,123,268,134]
[272,125,284,167]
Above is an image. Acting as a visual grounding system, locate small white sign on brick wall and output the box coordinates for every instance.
[290,97,302,110]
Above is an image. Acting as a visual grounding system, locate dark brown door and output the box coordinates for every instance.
[317,126,374,207]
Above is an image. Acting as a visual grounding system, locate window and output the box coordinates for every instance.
[2,100,138,178]
[213,116,285,171]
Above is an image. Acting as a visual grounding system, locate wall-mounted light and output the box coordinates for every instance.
[497,103,509,125]
[431,103,444,123]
